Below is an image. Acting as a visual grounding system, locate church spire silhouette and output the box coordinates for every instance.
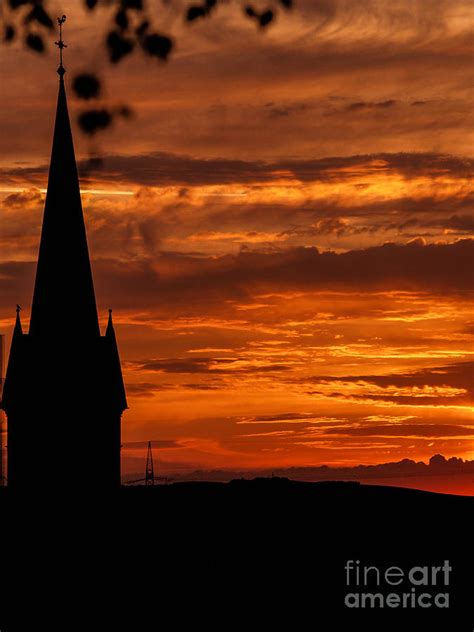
[1,18,127,490]
[29,16,99,339]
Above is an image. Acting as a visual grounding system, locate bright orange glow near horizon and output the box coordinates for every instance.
[0,0,473,489]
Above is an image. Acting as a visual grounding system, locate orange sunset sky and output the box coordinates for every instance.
[0,0,473,478]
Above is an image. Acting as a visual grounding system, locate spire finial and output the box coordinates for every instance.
[55,15,67,77]
[16,304,21,315]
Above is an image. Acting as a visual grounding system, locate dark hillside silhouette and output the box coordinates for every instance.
[0,478,472,628]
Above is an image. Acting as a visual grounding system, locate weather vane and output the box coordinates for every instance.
[55,15,67,76]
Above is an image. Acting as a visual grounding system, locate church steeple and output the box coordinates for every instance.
[29,15,99,338]
[2,18,127,490]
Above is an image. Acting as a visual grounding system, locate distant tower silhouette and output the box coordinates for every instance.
[0,17,127,489]
[145,441,155,486]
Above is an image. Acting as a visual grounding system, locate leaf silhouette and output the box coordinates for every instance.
[4,25,15,42]
[73,74,101,100]
[24,4,54,30]
[141,33,173,60]
[107,30,134,63]
[25,33,45,53]
[78,109,113,134]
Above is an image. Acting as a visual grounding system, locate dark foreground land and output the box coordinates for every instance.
[0,478,472,630]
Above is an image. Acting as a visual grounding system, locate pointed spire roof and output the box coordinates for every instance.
[104,308,128,411]
[29,20,99,339]
[106,309,115,339]
[13,305,23,338]
[1,306,25,414]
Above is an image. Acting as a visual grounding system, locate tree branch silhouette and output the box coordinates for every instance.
[2,0,293,135]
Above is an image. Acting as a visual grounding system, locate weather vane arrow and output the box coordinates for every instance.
[55,15,67,76]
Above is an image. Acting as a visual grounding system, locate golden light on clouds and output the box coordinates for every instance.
[0,0,473,483]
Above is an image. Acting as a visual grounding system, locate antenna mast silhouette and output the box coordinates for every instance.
[123,441,172,486]
[145,441,155,486]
